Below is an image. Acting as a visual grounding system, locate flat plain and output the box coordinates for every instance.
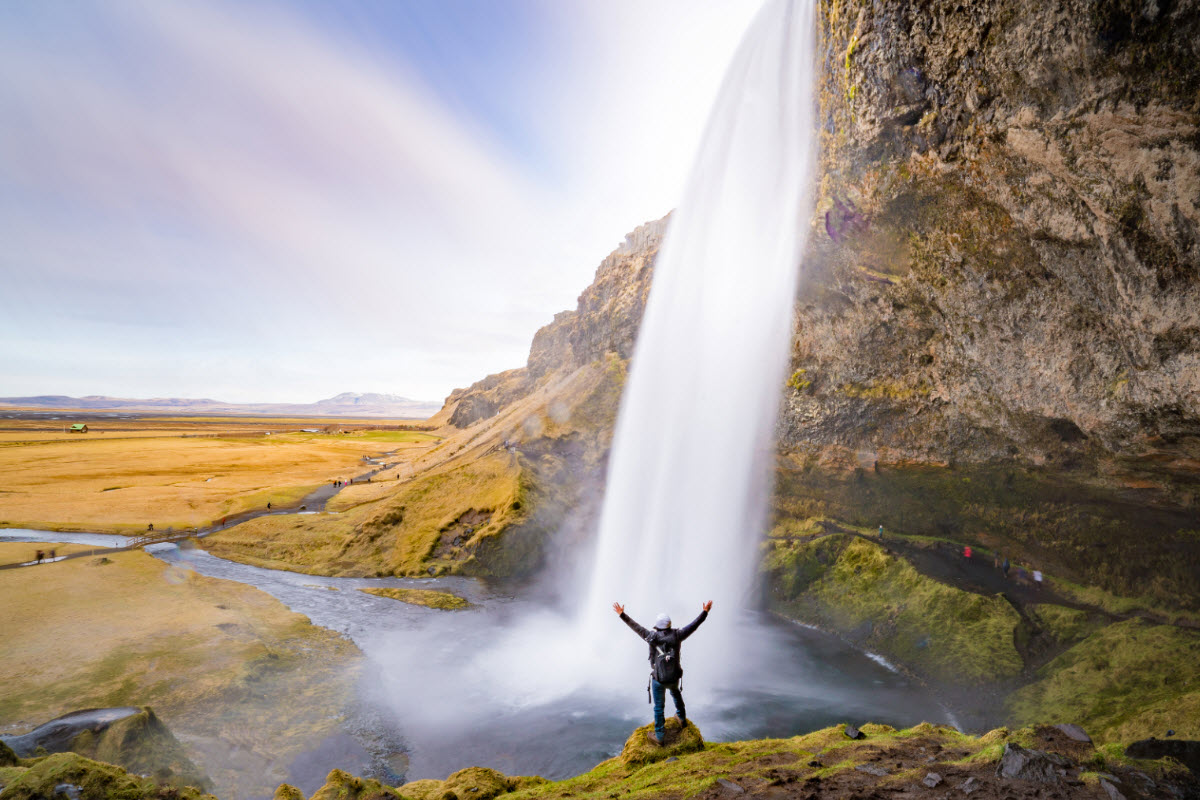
[0,411,439,533]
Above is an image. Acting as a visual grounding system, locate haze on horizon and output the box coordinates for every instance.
[0,1,758,405]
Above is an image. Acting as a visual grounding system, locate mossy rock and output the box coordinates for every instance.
[310,768,404,800]
[0,738,18,767]
[619,718,704,766]
[0,751,214,800]
[401,766,544,800]
[78,707,209,789]
[273,784,307,800]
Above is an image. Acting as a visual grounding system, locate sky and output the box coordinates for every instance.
[0,1,761,404]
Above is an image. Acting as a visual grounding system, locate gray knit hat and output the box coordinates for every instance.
[654,613,671,630]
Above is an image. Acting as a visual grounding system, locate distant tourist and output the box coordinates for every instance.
[1016,566,1028,584]
[267,502,272,510]
[878,524,884,538]
[49,549,56,561]
[35,549,44,564]
[963,545,972,559]
[147,523,154,532]
[1001,556,1010,578]
[613,600,712,746]
[1033,569,1043,590]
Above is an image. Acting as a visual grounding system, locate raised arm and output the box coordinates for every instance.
[677,601,712,640]
[613,602,652,641]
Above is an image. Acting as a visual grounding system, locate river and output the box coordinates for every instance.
[1,529,954,793]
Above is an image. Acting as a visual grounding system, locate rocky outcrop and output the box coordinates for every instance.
[441,218,665,428]
[0,706,209,790]
[782,0,1199,478]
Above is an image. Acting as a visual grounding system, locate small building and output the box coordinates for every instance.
[68,424,88,433]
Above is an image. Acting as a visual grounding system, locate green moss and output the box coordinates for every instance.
[309,768,403,800]
[358,587,471,610]
[1007,619,1200,743]
[273,785,307,800]
[62,707,210,789]
[618,718,704,767]
[786,369,812,392]
[1027,604,1098,646]
[766,536,1023,683]
[402,767,546,800]
[0,739,18,767]
[0,752,214,800]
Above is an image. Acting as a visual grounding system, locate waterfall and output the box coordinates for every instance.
[579,0,817,689]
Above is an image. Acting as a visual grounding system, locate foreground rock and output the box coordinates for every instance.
[0,706,209,790]
[619,718,705,766]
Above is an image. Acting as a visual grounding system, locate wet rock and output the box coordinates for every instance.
[53,785,82,800]
[995,743,1069,782]
[844,724,865,739]
[855,764,889,777]
[665,757,678,763]
[959,777,979,794]
[1125,738,1200,773]
[1054,724,1091,743]
[1100,777,1127,800]
[716,778,745,793]
[922,772,943,788]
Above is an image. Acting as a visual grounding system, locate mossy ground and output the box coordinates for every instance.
[764,535,1023,683]
[358,587,470,610]
[1007,619,1200,742]
[772,458,1200,613]
[0,751,216,800]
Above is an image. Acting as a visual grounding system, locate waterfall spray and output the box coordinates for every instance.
[580,0,817,689]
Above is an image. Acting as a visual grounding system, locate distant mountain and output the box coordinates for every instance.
[0,393,440,419]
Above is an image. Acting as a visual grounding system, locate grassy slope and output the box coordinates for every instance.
[764,535,1023,683]
[204,450,522,577]
[0,549,358,799]
[1007,619,1200,741]
[359,587,471,610]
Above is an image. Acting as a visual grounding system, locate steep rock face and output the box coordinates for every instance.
[442,217,665,426]
[782,0,1200,484]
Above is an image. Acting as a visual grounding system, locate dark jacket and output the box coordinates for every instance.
[620,609,708,675]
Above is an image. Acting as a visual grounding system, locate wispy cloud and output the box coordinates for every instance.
[0,1,758,402]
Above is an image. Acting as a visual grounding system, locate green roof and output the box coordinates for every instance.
[70,424,87,430]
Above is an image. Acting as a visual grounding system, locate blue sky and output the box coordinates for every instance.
[0,1,759,403]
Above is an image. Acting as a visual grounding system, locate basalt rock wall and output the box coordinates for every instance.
[785,0,1200,493]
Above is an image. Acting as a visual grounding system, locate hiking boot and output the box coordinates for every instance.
[649,732,663,746]
[677,714,687,727]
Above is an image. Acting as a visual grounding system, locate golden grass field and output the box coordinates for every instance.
[0,544,359,799]
[0,416,439,533]
[204,450,522,577]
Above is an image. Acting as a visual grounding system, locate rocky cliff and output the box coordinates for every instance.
[788,0,1199,476]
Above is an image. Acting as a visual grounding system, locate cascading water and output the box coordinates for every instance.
[579,0,817,686]
[357,0,943,778]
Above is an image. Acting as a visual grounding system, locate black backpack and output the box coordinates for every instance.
[649,630,683,684]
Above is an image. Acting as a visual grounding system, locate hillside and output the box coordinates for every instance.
[0,393,441,419]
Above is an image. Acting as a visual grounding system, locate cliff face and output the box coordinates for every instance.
[783,0,1199,485]
[441,218,665,428]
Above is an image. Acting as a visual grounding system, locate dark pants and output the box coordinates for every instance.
[651,678,685,738]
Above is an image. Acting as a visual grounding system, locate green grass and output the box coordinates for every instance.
[1026,604,1099,647]
[764,535,1023,683]
[1006,619,1200,742]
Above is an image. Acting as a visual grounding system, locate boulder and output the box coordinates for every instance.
[922,772,943,788]
[1125,739,1200,774]
[311,768,403,800]
[995,743,1069,783]
[844,724,865,740]
[1099,778,1127,800]
[273,785,306,800]
[1053,724,1092,743]
[619,718,704,767]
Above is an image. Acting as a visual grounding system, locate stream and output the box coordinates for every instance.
[2,529,955,794]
